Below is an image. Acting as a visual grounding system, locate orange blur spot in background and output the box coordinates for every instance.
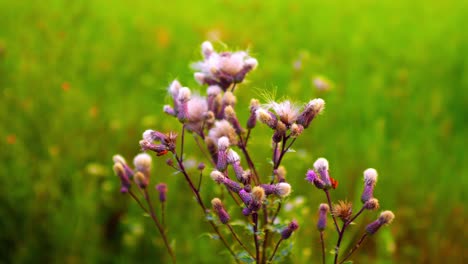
[6,134,16,144]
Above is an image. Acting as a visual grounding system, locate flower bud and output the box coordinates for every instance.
[113,162,131,193]
[197,162,205,171]
[133,153,152,176]
[275,182,292,197]
[275,166,287,182]
[210,170,225,184]
[366,210,395,235]
[317,204,329,231]
[314,158,331,187]
[256,108,278,129]
[297,98,325,128]
[361,168,378,203]
[364,198,380,210]
[201,41,214,58]
[281,220,299,239]
[290,123,304,138]
[305,169,325,189]
[156,183,168,202]
[239,189,252,205]
[211,198,230,224]
[134,171,148,189]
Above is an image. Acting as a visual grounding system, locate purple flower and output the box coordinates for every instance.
[211,198,230,224]
[156,183,168,202]
[317,204,329,231]
[366,211,395,235]
[281,220,299,239]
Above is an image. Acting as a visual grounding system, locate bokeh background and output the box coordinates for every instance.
[0,0,466,263]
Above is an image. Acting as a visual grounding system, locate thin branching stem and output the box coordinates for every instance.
[347,206,365,225]
[143,189,176,264]
[338,233,368,264]
[253,212,260,263]
[333,222,346,264]
[128,190,148,214]
[227,224,255,259]
[324,189,340,233]
[320,231,326,264]
[268,238,283,263]
[161,202,166,228]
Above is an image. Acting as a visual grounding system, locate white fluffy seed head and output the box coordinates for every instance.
[379,211,395,224]
[217,136,230,150]
[226,149,240,163]
[142,130,154,142]
[276,182,292,197]
[210,170,225,183]
[314,158,329,171]
[178,87,191,102]
[133,153,152,172]
[113,154,126,165]
[219,52,245,75]
[364,168,378,185]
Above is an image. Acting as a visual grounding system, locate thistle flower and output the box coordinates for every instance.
[211,198,230,224]
[224,105,242,135]
[239,189,252,206]
[156,183,168,202]
[297,98,325,128]
[314,158,332,188]
[305,169,326,189]
[113,154,134,178]
[266,100,301,126]
[317,204,329,231]
[332,200,353,222]
[197,162,205,171]
[275,182,292,197]
[249,186,265,212]
[281,220,299,239]
[290,123,304,138]
[366,211,395,235]
[192,41,258,90]
[361,168,378,203]
[207,85,222,113]
[208,120,238,146]
[177,87,191,122]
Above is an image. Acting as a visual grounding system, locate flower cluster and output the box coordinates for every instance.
[306,158,395,263]
[111,41,394,264]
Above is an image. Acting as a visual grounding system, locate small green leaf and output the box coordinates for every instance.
[236,251,255,263]
[286,148,296,153]
[342,261,353,264]
[198,232,220,240]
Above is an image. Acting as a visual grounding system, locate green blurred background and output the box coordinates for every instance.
[0,0,466,263]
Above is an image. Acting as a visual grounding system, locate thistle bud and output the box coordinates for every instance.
[260,184,276,195]
[134,171,148,189]
[210,170,225,184]
[242,207,252,216]
[156,183,168,202]
[275,166,287,182]
[223,91,237,107]
[361,168,378,203]
[239,189,252,206]
[317,204,329,231]
[256,108,278,129]
[305,169,325,189]
[313,158,331,188]
[364,198,380,210]
[332,200,353,222]
[297,98,325,128]
[290,123,304,138]
[113,162,131,193]
[216,137,229,171]
[275,182,292,198]
[281,220,299,239]
[244,58,258,70]
[133,153,152,176]
[249,186,265,212]
[197,162,205,171]
[211,198,230,224]
[224,105,242,135]
[205,137,218,163]
[247,99,259,129]
[177,87,191,121]
[163,105,176,116]
[366,211,395,235]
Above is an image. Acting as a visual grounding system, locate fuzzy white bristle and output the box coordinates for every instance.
[244,58,258,70]
[379,211,395,224]
[308,98,325,114]
[142,130,154,142]
[226,149,240,163]
[314,158,329,171]
[364,168,378,185]
[201,41,214,57]
[113,155,126,165]
[169,80,181,97]
[207,85,222,96]
[210,170,225,183]
[217,136,230,150]
[178,87,191,102]
[194,72,206,85]
[275,182,292,197]
[133,153,152,172]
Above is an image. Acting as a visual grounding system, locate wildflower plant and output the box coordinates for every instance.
[112,41,395,263]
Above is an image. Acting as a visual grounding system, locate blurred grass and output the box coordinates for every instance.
[0,0,466,263]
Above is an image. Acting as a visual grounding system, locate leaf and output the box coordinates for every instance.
[236,251,255,263]
[342,261,353,264]
[198,232,220,240]
[286,148,296,153]
[229,220,247,227]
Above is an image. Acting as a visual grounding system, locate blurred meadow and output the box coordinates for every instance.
[0,0,466,263]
